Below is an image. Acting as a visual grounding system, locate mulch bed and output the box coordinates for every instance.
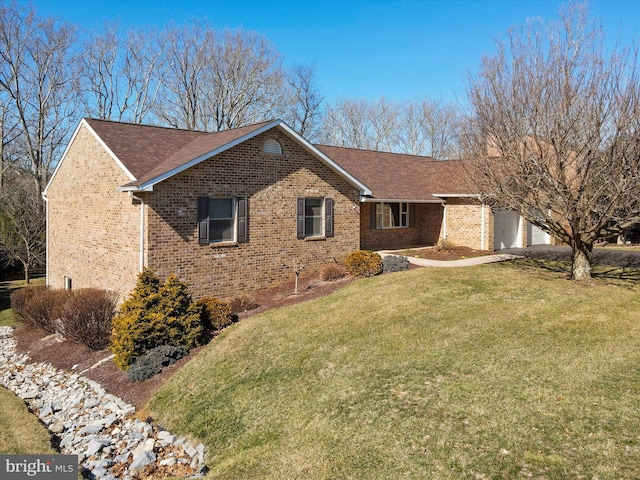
[398,246,493,261]
[12,273,358,411]
[11,249,484,411]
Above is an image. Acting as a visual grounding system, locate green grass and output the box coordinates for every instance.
[0,386,55,454]
[0,275,45,327]
[150,263,640,479]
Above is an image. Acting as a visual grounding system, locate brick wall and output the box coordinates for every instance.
[143,130,361,300]
[360,202,443,250]
[46,124,141,296]
[442,198,492,250]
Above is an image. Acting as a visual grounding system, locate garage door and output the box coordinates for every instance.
[527,222,550,246]
[494,210,520,250]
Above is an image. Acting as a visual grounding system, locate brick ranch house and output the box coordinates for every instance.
[43,118,548,300]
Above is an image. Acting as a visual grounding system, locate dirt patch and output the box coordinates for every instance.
[11,273,358,410]
[398,246,493,261]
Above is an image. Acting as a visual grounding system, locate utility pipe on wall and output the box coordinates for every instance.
[128,192,145,272]
[480,202,485,250]
[442,203,447,240]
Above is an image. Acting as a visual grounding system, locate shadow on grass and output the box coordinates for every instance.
[504,258,640,285]
[0,274,45,311]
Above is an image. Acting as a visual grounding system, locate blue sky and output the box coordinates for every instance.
[29,0,640,105]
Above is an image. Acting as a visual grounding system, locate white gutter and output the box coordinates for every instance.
[360,197,443,204]
[42,192,49,287]
[128,192,145,272]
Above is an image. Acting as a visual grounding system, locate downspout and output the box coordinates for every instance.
[480,201,485,250]
[442,202,447,240]
[42,192,49,287]
[128,192,145,272]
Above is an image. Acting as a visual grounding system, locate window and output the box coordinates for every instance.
[198,196,248,244]
[297,197,334,238]
[372,202,410,229]
[263,139,282,155]
[209,198,235,242]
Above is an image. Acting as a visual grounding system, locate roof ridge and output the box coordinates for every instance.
[85,117,279,135]
[315,143,449,162]
[84,117,211,134]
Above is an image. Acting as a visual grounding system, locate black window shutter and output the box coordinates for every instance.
[237,197,248,242]
[325,197,334,237]
[296,197,305,238]
[197,197,209,245]
[409,203,416,227]
[370,203,377,229]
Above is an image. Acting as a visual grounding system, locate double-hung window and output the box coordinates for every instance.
[198,196,248,244]
[297,197,334,238]
[373,202,410,229]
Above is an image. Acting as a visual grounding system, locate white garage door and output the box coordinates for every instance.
[527,222,550,246]
[494,210,520,250]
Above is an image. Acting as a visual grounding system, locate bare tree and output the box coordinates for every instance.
[155,23,287,132]
[319,96,462,156]
[82,24,166,123]
[0,2,80,196]
[283,64,323,139]
[319,99,374,149]
[464,3,640,280]
[155,22,211,130]
[208,29,286,131]
[0,172,46,283]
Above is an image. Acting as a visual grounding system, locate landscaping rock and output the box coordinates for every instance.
[0,326,205,479]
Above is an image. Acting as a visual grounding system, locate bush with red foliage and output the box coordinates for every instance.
[10,285,46,323]
[59,288,118,350]
[21,288,71,334]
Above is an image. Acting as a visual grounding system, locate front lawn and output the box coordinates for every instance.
[0,276,45,327]
[0,386,55,454]
[150,262,640,479]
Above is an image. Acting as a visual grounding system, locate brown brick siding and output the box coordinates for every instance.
[143,130,361,300]
[360,199,492,251]
[360,202,444,250]
[46,124,141,295]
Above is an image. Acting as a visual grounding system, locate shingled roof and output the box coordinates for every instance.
[47,118,474,200]
[60,118,368,194]
[315,145,475,202]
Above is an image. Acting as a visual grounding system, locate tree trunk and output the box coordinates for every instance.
[22,260,30,284]
[571,241,593,280]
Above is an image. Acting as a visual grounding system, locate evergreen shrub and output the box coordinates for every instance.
[382,255,411,273]
[344,250,383,277]
[197,297,234,332]
[110,269,203,370]
[126,344,187,382]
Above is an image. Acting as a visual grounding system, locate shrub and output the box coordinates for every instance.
[21,288,71,334]
[382,255,411,273]
[59,288,118,351]
[229,295,258,315]
[197,297,234,333]
[10,285,46,323]
[110,269,204,370]
[320,262,347,281]
[126,344,187,383]
[344,250,383,277]
[435,238,456,253]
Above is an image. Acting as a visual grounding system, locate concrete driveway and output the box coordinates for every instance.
[499,245,640,268]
